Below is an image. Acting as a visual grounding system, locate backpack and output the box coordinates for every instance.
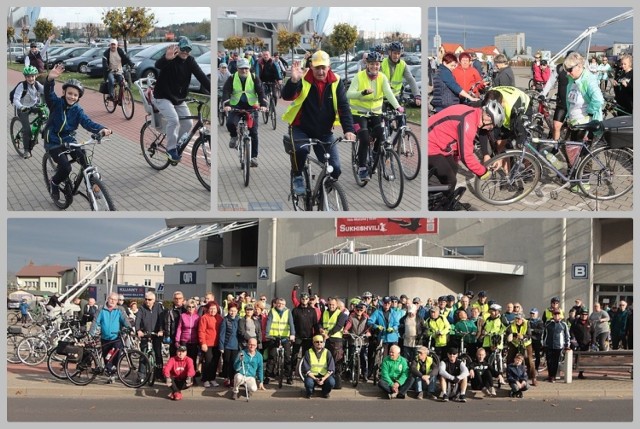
[9,81,28,105]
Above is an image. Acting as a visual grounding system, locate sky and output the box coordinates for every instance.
[427,7,633,56]
[6,219,200,273]
[38,7,211,27]
[324,7,421,38]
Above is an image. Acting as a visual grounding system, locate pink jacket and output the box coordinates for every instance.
[175,312,200,345]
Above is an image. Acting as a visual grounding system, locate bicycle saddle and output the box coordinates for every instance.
[570,120,603,133]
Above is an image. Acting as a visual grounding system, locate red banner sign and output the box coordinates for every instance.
[336,218,438,237]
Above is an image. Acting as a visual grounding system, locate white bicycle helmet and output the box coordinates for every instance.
[483,99,506,127]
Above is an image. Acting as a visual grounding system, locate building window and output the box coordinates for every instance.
[85,265,92,271]
[144,264,151,272]
[154,265,161,272]
[144,279,152,286]
[96,278,104,285]
[443,246,484,257]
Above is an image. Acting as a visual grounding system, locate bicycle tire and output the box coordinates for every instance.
[46,348,68,380]
[121,86,135,120]
[576,146,633,200]
[218,102,227,126]
[64,349,99,386]
[140,120,170,170]
[17,336,49,366]
[146,351,157,387]
[117,349,150,388]
[192,136,212,191]
[528,78,535,91]
[351,139,369,187]
[270,99,277,130]
[41,152,72,209]
[7,334,24,364]
[297,355,305,381]
[242,137,251,187]
[10,116,26,156]
[317,176,349,211]
[103,93,117,113]
[88,175,116,211]
[262,97,269,124]
[7,313,19,326]
[277,352,284,388]
[394,129,421,181]
[351,353,360,387]
[474,150,541,205]
[378,148,404,208]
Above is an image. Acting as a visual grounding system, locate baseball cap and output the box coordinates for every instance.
[362,291,373,298]
[177,37,193,51]
[109,39,118,45]
[412,297,421,304]
[530,308,539,314]
[465,290,474,297]
[382,296,391,304]
[478,291,487,297]
[447,347,459,355]
[355,303,366,310]
[237,58,250,69]
[311,50,331,67]
[177,345,187,352]
[580,308,589,315]
[551,296,560,303]
[446,295,456,302]
[514,312,524,319]
[390,296,399,302]
[245,304,254,311]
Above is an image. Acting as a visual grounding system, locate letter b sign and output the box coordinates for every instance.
[571,263,588,280]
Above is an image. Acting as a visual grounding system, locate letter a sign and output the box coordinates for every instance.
[258,267,269,280]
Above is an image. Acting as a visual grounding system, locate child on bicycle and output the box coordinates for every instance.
[13,65,45,159]
[43,64,112,203]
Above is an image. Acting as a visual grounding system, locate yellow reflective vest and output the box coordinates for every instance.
[381,58,406,96]
[309,348,329,376]
[268,308,291,337]
[322,310,343,339]
[491,86,531,129]
[230,72,258,106]
[350,70,385,115]
[281,72,340,126]
[508,321,532,347]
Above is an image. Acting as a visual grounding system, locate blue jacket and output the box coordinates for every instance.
[219,314,240,350]
[507,362,528,383]
[431,64,462,111]
[367,308,401,344]
[43,79,106,150]
[90,306,130,341]
[19,302,29,316]
[233,348,264,382]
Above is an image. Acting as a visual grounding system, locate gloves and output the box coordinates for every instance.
[480,170,491,180]
[377,325,384,332]
[451,376,460,384]
[20,106,30,113]
[386,327,394,333]
[396,106,405,113]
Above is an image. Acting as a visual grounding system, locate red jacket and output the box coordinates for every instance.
[428,104,487,177]
[163,355,196,381]
[198,313,223,347]
[452,65,484,95]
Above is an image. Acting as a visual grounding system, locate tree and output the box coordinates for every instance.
[7,26,15,44]
[223,35,246,53]
[277,26,302,65]
[245,33,263,51]
[102,7,156,50]
[329,23,358,79]
[33,19,55,43]
[85,23,99,43]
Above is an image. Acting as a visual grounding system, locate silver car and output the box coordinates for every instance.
[189,51,212,93]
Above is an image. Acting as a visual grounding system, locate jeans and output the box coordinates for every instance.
[48,145,86,185]
[227,110,260,158]
[304,374,335,396]
[17,108,34,152]
[289,127,341,180]
[414,375,437,394]
[106,72,124,98]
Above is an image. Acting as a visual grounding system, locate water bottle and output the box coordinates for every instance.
[542,149,562,169]
[177,132,190,147]
[105,347,117,361]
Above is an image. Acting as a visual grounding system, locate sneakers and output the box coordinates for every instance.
[286,377,293,385]
[457,394,466,403]
[322,393,330,399]
[203,381,211,388]
[167,149,181,163]
[440,394,449,402]
[49,180,60,201]
[292,175,306,196]
[358,167,369,181]
[223,379,232,388]
[173,392,182,401]
[250,157,258,167]
[229,137,238,148]
[389,392,397,399]
[23,151,32,159]
[167,392,175,400]
[304,392,312,399]
[211,379,220,387]
[416,391,424,400]
[106,375,116,384]
[482,387,490,397]
[263,377,270,385]
[490,387,497,397]
[516,391,523,398]
[232,391,238,400]
[397,393,406,399]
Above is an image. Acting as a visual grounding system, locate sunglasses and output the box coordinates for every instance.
[145,298,153,301]
[180,47,192,53]
[187,306,196,309]
[314,341,323,344]
[564,65,576,73]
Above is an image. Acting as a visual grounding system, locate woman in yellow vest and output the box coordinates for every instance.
[347,50,404,182]
[300,335,336,398]
[505,313,537,385]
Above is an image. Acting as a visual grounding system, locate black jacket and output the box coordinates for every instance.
[292,305,318,339]
[154,54,211,104]
[135,302,165,333]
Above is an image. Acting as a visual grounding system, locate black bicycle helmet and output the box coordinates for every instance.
[373,44,385,54]
[389,41,403,52]
[62,79,84,98]
[367,51,384,62]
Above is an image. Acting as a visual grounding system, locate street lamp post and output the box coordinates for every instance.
[371,18,380,47]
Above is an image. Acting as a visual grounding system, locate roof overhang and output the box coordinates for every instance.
[285,254,526,276]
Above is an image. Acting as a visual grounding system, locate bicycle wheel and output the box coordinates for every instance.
[140,120,170,170]
[7,334,24,364]
[17,336,49,366]
[147,353,156,387]
[10,116,26,156]
[351,139,369,187]
[41,152,71,209]
[577,146,633,200]
[7,313,19,325]
[242,137,251,187]
[103,93,116,113]
[192,136,211,191]
[474,150,541,205]
[46,348,68,380]
[262,96,270,124]
[318,176,349,211]
[87,175,116,211]
[460,353,473,369]
[291,169,311,211]
[395,129,421,181]
[351,354,360,387]
[117,349,150,388]
[64,350,99,386]
[121,87,135,120]
[270,100,277,130]
[528,78,535,91]
[218,102,226,126]
[378,149,404,208]
[277,352,284,388]
[297,355,305,381]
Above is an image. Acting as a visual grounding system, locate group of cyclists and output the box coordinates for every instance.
[11,35,211,205]
[217,42,421,195]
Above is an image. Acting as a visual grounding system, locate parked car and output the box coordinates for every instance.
[131,42,210,81]
[403,64,422,105]
[52,46,93,66]
[7,299,20,310]
[332,61,360,80]
[64,38,75,44]
[189,50,212,93]
[402,54,421,65]
[63,47,103,72]
[194,34,207,41]
[84,45,149,78]
[7,46,25,62]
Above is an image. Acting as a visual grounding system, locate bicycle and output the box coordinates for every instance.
[47,319,87,380]
[217,88,227,126]
[268,337,288,389]
[139,331,163,387]
[42,133,116,211]
[16,314,78,366]
[103,65,135,120]
[283,136,351,211]
[387,103,421,181]
[7,326,25,364]
[10,102,49,157]
[351,110,405,208]
[428,168,471,211]
[63,328,149,388]
[474,120,633,205]
[262,82,277,130]
[343,332,368,388]
[136,78,211,192]
[228,107,259,187]
[369,340,386,384]
[486,333,507,387]
[602,94,632,118]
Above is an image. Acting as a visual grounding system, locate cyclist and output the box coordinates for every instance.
[542,296,565,324]
[102,39,135,101]
[427,100,505,197]
[222,57,267,167]
[217,63,231,91]
[424,306,451,360]
[152,37,211,163]
[218,303,241,387]
[542,310,570,382]
[399,305,424,362]
[13,65,45,159]
[292,291,318,370]
[281,50,356,196]
[264,298,296,385]
[344,302,371,381]
[438,347,470,402]
[528,308,544,374]
[25,35,54,83]
[480,303,506,385]
[136,291,166,381]
[255,48,283,105]
[367,296,401,356]
[381,41,421,107]
[346,50,404,181]
[505,313,537,385]
[43,64,112,203]
[410,345,438,399]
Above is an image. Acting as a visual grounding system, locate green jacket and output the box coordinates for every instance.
[380,355,410,386]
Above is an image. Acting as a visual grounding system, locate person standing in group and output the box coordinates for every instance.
[318,297,348,390]
[175,298,200,382]
[238,304,262,350]
[589,302,611,351]
[528,308,545,373]
[198,301,223,388]
[232,338,265,400]
[612,54,632,114]
[222,57,267,167]
[492,54,515,87]
[292,290,319,369]
[597,56,613,93]
[280,50,356,196]
[430,53,475,113]
[151,37,211,163]
[218,303,241,388]
[19,298,30,325]
[399,304,424,363]
[163,291,186,358]
[136,291,166,381]
[610,300,630,350]
[89,293,130,382]
[452,52,485,99]
[264,298,296,385]
[570,308,592,379]
[542,310,570,382]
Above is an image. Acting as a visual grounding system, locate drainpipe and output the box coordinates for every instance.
[561,218,567,306]
[271,218,277,297]
[418,238,423,257]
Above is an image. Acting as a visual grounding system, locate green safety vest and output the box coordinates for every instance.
[381,58,406,96]
[492,86,530,129]
[322,310,343,339]
[508,320,532,347]
[350,70,385,115]
[482,317,504,348]
[268,308,291,337]
[281,72,340,126]
[230,72,258,106]
[426,316,450,347]
[309,348,329,376]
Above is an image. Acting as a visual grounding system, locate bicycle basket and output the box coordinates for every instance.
[282,135,294,154]
[603,115,632,148]
[64,345,84,363]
